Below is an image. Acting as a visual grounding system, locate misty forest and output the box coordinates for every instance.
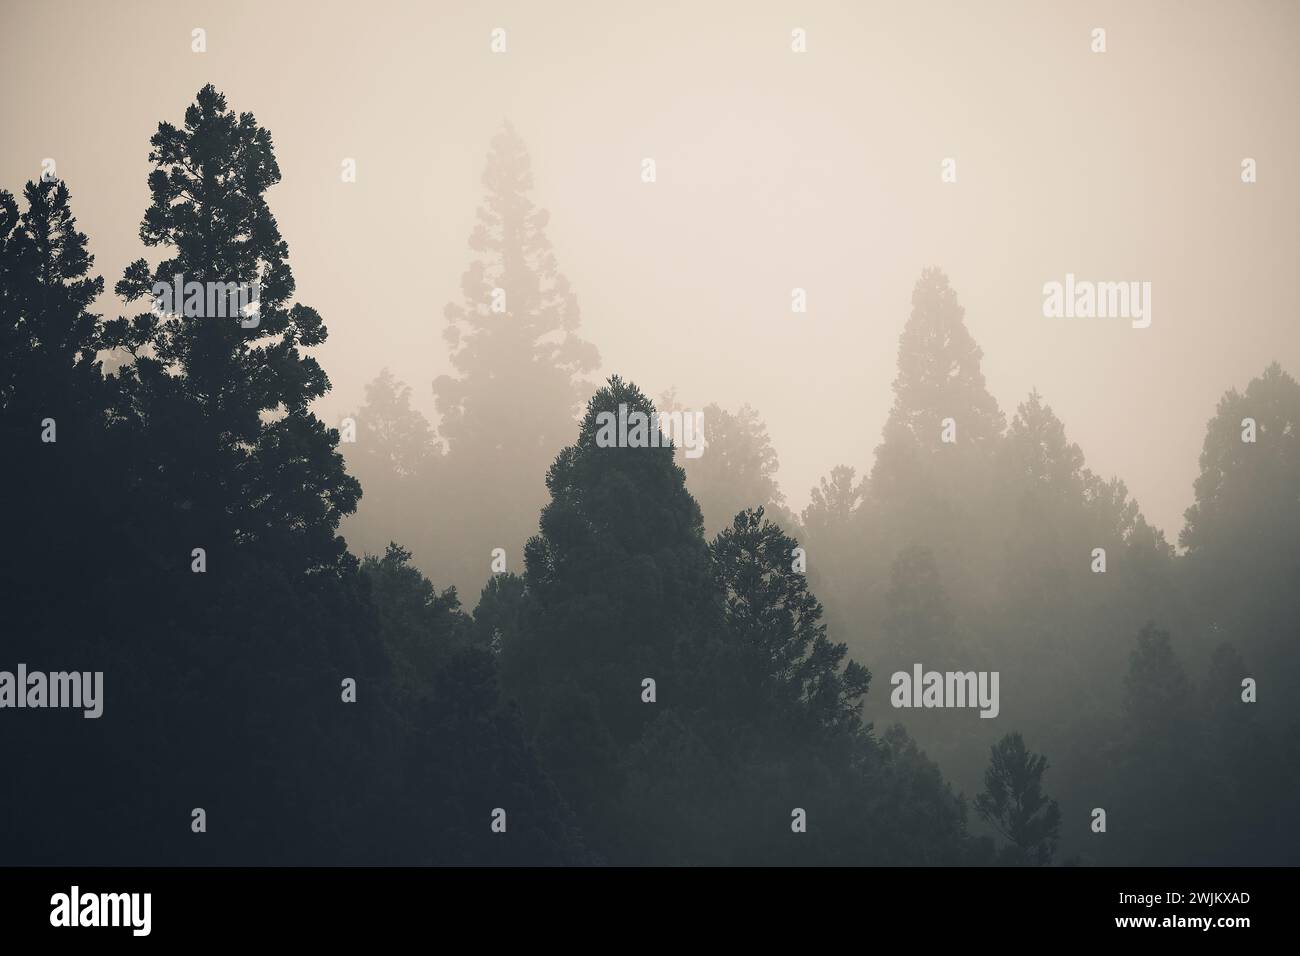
[2,85,1297,867]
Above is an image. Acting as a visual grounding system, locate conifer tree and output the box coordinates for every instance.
[342,369,440,561]
[96,85,375,863]
[108,85,358,580]
[435,122,599,457]
[711,507,870,736]
[0,179,122,864]
[1122,622,1194,738]
[431,123,600,594]
[361,545,587,864]
[864,268,1007,625]
[509,376,715,808]
[0,179,105,421]
[659,391,789,538]
[353,368,439,479]
[871,267,1005,501]
[1182,362,1300,560]
[974,732,1061,866]
[880,544,957,667]
[505,378,974,864]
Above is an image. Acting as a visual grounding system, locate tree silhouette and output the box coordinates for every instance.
[6,76,1296,870]
[1182,362,1300,559]
[974,732,1061,865]
[342,369,441,562]
[435,122,599,457]
[0,178,125,865]
[871,267,1005,502]
[505,376,714,844]
[802,465,866,542]
[1123,622,1194,740]
[429,122,601,595]
[2,88,603,867]
[711,507,869,735]
[109,83,359,577]
[854,269,1009,672]
[353,369,439,479]
[0,179,105,421]
[360,545,586,864]
[659,391,790,538]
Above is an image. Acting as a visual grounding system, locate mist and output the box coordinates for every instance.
[2,0,1297,869]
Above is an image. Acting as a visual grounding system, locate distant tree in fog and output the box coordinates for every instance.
[659,388,790,537]
[974,732,1061,866]
[428,122,601,596]
[434,121,599,458]
[870,267,1005,506]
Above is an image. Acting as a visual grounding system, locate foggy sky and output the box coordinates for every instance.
[3,0,1296,542]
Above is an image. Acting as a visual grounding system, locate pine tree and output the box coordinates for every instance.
[1122,622,1194,738]
[1107,622,1209,864]
[342,369,441,561]
[431,123,600,594]
[90,85,378,863]
[871,267,1005,501]
[352,369,439,479]
[362,542,463,697]
[1178,363,1300,742]
[711,507,869,736]
[1000,389,1087,501]
[865,268,1007,622]
[0,179,105,421]
[505,378,974,864]
[797,464,868,646]
[1182,362,1300,558]
[0,179,123,864]
[109,83,359,578]
[801,465,865,542]
[1180,362,1300,662]
[435,122,599,456]
[660,392,789,538]
[994,390,1083,608]
[360,545,586,864]
[974,732,1061,865]
[510,377,715,761]
[880,544,957,668]
[0,175,131,688]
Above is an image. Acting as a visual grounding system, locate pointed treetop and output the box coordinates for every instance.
[435,122,599,459]
[883,267,1005,452]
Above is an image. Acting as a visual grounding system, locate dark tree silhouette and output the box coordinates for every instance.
[109,82,360,577]
[711,507,870,735]
[975,732,1061,866]
[499,375,975,864]
[5,81,1296,870]
[0,179,105,420]
[360,545,586,864]
[2,89,594,867]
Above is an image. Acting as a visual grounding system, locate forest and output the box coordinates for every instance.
[2,85,1297,867]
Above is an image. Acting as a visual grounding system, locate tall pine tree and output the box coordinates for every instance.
[430,122,600,595]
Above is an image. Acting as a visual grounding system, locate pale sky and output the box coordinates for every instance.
[3,0,1297,541]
